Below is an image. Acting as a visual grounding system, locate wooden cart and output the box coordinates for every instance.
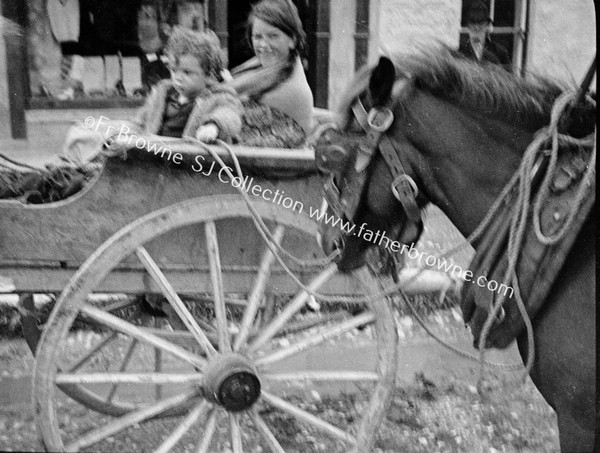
[0,137,398,453]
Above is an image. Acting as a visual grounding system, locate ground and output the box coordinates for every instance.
[0,309,560,452]
[0,200,561,452]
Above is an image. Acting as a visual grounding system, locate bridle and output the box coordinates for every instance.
[315,94,422,231]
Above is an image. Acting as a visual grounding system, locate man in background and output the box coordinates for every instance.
[459,1,512,72]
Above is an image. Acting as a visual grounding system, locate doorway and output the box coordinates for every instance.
[227,1,254,69]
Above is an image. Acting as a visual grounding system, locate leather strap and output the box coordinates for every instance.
[352,98,421,222]
[352,101,370,132]
[380,135,421,222]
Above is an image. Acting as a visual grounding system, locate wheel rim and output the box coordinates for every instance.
[34,195,398,452]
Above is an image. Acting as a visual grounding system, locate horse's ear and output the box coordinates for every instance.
[368,56,396,106]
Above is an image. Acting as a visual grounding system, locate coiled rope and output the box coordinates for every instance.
[475,91,596,381]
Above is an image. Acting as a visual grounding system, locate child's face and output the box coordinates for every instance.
[168,54,208,98]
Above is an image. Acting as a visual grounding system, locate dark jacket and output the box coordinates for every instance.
[459,35,512,72]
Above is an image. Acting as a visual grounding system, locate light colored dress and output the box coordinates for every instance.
[258,58,314,134]
[230,56,314,135]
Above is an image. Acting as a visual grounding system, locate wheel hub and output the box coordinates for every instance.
[203,353,261,412]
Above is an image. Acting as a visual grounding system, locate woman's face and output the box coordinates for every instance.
[251,18,295,67]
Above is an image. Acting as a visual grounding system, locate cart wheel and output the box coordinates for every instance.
[34,195,398,452]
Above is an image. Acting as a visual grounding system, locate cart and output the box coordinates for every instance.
[0,136,398,453]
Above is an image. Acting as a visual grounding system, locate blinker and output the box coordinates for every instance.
[316,145,347,173]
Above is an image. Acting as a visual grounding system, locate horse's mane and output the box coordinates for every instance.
[338,45,568,130]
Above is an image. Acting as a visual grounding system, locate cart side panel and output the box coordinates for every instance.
[1,146,352,294]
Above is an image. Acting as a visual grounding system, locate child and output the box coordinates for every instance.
[62,28,240,164]
[135,27,242,142]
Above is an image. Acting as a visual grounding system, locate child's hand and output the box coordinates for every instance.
[196,124,219,143]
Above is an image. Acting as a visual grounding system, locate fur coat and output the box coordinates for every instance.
[134,79,243,140]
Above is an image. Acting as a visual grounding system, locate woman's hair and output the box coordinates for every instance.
[165,27,226,79]
[247,0,306,59]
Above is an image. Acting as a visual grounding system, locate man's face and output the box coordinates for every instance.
[467,22,490,44]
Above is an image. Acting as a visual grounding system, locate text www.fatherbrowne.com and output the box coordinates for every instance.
[309,208,514,298]
[85,114,513,299]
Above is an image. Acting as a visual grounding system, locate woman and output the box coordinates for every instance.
[229,0,314,136]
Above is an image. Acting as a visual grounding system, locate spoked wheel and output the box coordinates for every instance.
[34,195,398,452]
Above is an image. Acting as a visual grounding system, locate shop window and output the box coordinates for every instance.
[33,0,206,106]
[59,0,142,57]
[460,0,528,74]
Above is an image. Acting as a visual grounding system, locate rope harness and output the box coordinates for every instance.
[470,91,596,380]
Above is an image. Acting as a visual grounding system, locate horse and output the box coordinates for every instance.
[314,47,596,452]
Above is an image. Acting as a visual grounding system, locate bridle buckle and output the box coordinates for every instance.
[367,107,394,132]
[391,174,418,201]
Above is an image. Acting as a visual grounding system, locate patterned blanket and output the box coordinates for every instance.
[237,100,307,149]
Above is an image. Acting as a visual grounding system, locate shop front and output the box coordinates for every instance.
[2,0,593,142]
[0,0,332,141]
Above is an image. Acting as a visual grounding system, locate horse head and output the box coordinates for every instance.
[314,56,426,271]
[314,47,598,453]
[314,47,574,272]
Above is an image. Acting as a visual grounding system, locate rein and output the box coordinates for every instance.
[349,97,531,373]
[314,76,596,377]
[182,137,524,371]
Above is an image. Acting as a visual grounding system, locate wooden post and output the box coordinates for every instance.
[207,0,229,57]
[0,16,10,139]
[306,0,330,109]
[1,0,29,139]
[355,0,370,71]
